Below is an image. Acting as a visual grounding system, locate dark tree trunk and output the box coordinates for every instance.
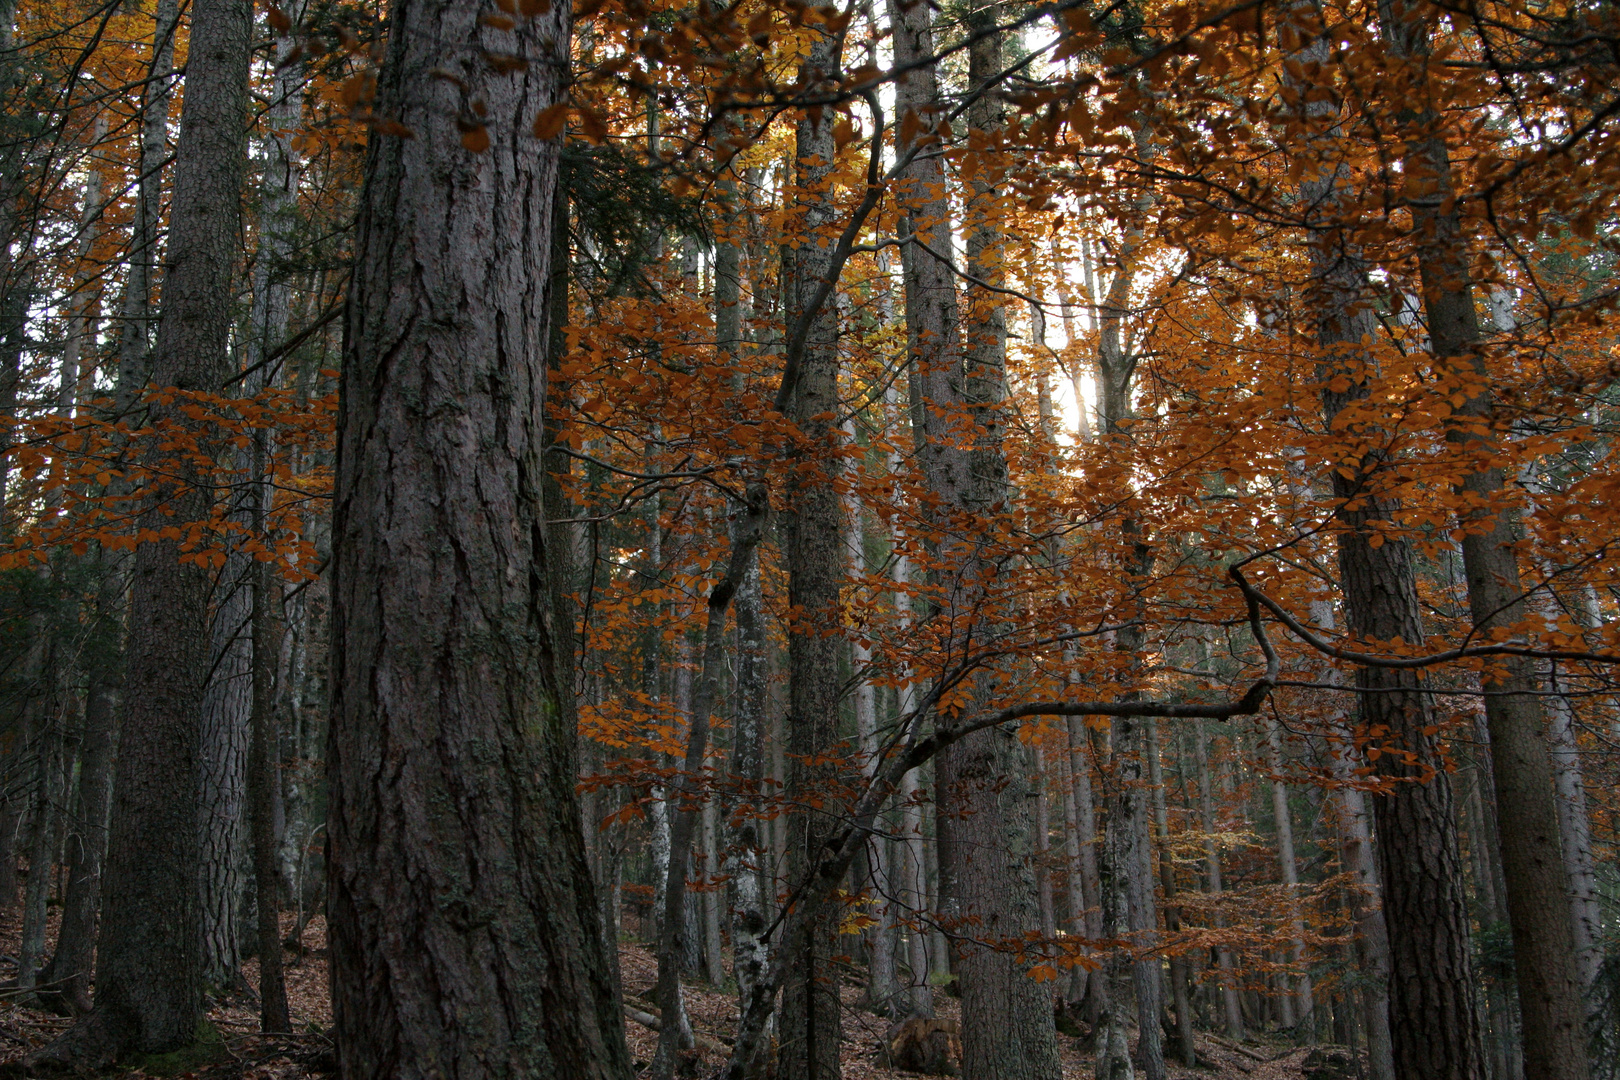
[21,0,254,1065]
[324,1,632,1077]
[1378,7,1591,1076]
[778,31,846,1080]
[887,5,1062,1077]
[38,600,119,1015]
[1315,248,1484,1080]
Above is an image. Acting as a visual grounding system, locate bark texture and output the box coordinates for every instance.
[1378,7,1590,1076]
[325,1,631,1077]
[23,0,254,1064]
[778,34,846,1079]
[889,5,1062,1077]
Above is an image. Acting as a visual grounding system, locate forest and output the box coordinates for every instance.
[0,0,1614,1079]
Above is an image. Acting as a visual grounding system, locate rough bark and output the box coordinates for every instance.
[22,0,253,1065]
[197,571,250,989]
[887,5,1062,1076]
[324,0,632,1076]
[1318,302,1483,1080]
[777,34,846,1079]
[1316,597,1396,1080]
[1377,8,1590,1076]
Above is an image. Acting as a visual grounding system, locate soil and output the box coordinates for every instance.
[0,907,1319,1080]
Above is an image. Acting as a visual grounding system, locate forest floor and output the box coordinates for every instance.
[0,910,1324,1080]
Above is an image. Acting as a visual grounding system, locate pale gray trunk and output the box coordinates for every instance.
[891,543,933,1019]
[1067,718,1105,1016]
[1146,718,1194,1065]
[1266,718,1312,1031]
[1195,722,1244,1037]
[114,0,181,409]
[843,436,895,1013]
[886,4,1062,1075]
[1317,600,1396,1080]
[1546,637,1601,993]
[1032,745,1057,944]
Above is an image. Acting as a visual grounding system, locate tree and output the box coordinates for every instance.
[22,0,253,1064]
[324,0,632,1076]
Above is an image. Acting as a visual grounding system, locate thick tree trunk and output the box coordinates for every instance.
[887,5,1062,1076]
[778,33,846,1079]
[1378,11,1590,1076]
[23,0,254,1065]
[197,573,250,990]
[324,0,632,1076]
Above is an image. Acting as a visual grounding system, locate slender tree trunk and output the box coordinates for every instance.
[1033,745,1057,945]
[114,0,180,410]
[720,175,770,1051]
[24,0,253,1065]
[1546,665,1602,991]
[324,0,632,1075]
[891,539,933,1020]
[1147,719,1195,1066]
[248,513,288,1031]
[844,439,896,1014]
[778,32,846,1078]
[1195,722,1245,1038]
[651,495,767,1080]
[38,561,121,1015]
[1266,718,1312,1033]
[1068,718,1105,1020]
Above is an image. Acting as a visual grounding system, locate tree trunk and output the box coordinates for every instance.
[197,571,250,990]
[722,204,771,1057]
[1377,11,1590,1076]
[651,496,766,1080]
[23,0,254,1065]
[38,569,120,1015]
[778,32,846,1079]
[113,0,180,406]
[1266,718,1312,1033]
[1317,597,1396,1080]
[886,5,1063,1075]
[1194,722,1245,1039]
[891,539,933,1020]
[1067,718,1105,1019]
[324,0,632,1075]
[1146,719,1195,1066]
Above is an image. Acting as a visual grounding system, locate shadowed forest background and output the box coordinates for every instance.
[0,1,1616,1079]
